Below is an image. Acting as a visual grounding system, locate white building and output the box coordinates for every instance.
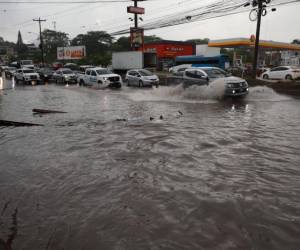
[281,51,300,66]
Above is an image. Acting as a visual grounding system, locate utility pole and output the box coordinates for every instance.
[134,0,138,28]
[53,21,56,31]
[33,17,46,67]
[252,0,263,78]
[248,0,274,78]
[128,0,145,50]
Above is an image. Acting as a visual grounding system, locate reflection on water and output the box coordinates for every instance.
[0,83,300,250]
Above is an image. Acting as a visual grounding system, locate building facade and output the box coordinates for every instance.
[142,40,195,69]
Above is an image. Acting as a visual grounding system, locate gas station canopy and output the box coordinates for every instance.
[208,38,300,51]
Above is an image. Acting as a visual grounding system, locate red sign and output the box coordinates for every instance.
[143,43,194,59]
[127,6,145,14]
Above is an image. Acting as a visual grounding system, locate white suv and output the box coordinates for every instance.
[78,67,122,89]
[14,68,40,85]
[262,66,300,80]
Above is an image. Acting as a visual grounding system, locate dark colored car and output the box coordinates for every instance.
[38,68,54,82]
[183,67,249,98]
[52,62,63,71]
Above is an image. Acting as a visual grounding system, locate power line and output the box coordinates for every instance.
[0,0,131,3]
[110,0,300,35]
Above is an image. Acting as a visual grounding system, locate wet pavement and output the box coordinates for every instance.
[0,78,300,250]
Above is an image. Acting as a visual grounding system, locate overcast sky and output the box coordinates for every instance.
[0,0,299,44]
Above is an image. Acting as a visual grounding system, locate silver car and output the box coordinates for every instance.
[125,69,159,87]
[52,68,77,84]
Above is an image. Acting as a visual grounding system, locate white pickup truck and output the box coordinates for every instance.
[14,68,41,85]
[78,67,122,89]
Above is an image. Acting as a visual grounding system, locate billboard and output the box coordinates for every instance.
[130,28,144,49]
[57,46,86,60]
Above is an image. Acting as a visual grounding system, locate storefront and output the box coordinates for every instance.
[142,40,195,69]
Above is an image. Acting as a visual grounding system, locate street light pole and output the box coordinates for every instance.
[33,17,46,67]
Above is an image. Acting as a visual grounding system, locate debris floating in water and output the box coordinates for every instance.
[116,118,127,122]
[178,110,183,115]
[159,115,164,120]
[32,108,67,114]
[0,120,43,127]
[150,117,154,121]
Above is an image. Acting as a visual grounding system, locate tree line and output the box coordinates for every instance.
[1,30,299,66]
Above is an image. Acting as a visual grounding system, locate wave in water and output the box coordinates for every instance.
[126,79,227,103]
[246,86,291,102]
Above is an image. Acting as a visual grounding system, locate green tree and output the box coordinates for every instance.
[186,38,209,44]
[42,29,69,62]
[71,31,113,66]
[112,36,131,51]
[144,35,162,43]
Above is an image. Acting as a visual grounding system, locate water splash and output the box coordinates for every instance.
[126,79,227,103]
[246,86,291,102]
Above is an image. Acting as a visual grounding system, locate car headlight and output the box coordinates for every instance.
[227,83,234,88]
[64,76,69,79]
[103,77,108,81]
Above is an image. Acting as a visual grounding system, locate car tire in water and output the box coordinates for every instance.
[285,75,293,80]
[263,74,269,79]
[139,80,143,88]
[80,79,84,86]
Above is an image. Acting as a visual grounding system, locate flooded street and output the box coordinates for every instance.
[0,80,300,250]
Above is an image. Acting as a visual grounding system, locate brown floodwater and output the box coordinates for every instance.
[0,78,300,250]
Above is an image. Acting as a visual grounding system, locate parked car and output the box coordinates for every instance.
[14,68,41,85]
[79,65,94,73]
[125,69,159,87]
[64,63,78,71]
[19,60,35,69]
[169,64,192,76]
[52,62,63,71]
[0,65,8,73]
[4,67,17,79]
[183,67,249,97]
[37,68,54,82]
[52,68,77,84]
[262,66,300,80]
[78,67,122,89]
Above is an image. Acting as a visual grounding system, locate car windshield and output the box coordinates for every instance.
[23,70,34,73]
[21,60,33,65]
[138,69,153,76]
[96,69,112,75]
[62,70,73,74]
[41,68,52,73]
[202,68,228,78]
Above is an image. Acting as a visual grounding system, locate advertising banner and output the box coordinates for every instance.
[57,46,86,60]
[130,28,144,49]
